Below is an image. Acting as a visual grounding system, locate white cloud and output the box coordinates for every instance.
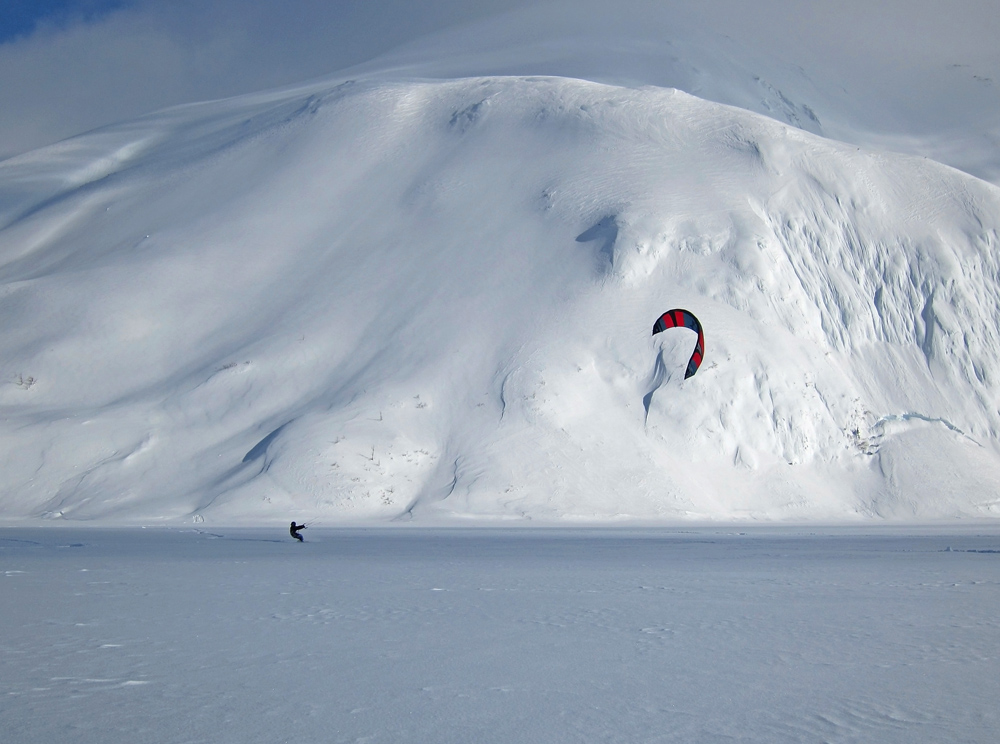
[0,0,531,159]
[0,0,998,161]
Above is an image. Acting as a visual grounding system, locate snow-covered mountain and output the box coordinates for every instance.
[3,18,1000,524]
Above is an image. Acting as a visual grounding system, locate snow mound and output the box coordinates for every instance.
[2,76,1000,523]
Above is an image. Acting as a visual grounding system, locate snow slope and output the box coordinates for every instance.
[2,74,1000,523]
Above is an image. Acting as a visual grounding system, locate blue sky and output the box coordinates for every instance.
[0,0,129,42]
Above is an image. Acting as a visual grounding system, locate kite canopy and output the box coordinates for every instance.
[652,309,704,379]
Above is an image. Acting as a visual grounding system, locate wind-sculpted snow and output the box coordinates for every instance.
[2,76,1000,523]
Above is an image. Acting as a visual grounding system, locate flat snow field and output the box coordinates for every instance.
[2,527,999,743]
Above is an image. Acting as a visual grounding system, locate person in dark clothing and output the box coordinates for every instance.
[290,521,306,542]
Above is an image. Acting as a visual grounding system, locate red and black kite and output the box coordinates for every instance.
[652,309,704,379]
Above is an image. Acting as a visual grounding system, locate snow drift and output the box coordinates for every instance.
[2,75,1000,523]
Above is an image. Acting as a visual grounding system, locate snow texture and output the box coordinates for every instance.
[2,527,999,743]
[2,73,1000,524]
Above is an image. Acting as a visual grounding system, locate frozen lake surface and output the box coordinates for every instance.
[3,527,999,743]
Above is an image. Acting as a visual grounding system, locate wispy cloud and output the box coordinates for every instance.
[0,0,527,159]
[0,0,998,162]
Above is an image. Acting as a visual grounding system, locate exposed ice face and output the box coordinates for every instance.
[2,75,1000,524]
